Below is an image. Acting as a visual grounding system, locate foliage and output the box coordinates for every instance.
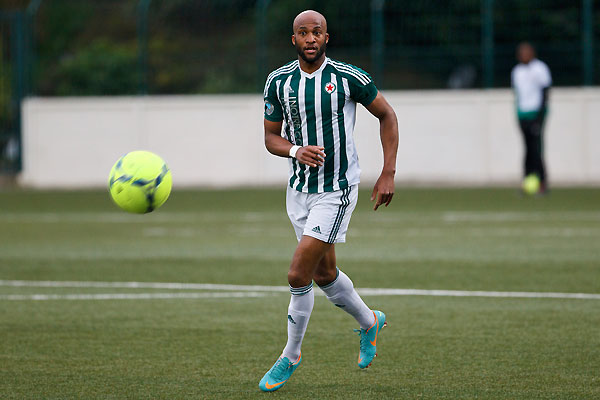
[8,0,600,94]
[41,39,138,96]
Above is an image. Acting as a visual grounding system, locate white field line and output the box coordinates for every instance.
[356,288,600,299]
[1,280,599,300]
[0,280,291,292]
[0,292,270,301]
[1,211,600,224]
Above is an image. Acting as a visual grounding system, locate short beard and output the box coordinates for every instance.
[296,42,326,64]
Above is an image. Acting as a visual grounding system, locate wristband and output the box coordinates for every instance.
[289,145,301,159]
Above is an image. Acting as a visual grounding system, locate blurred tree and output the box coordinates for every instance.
[12,0,598,95]
[48,39,137,95]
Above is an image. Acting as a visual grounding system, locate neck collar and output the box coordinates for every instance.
[299,57,329,78]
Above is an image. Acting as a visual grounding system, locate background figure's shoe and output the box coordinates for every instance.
[258,353,302,392]
[537,182,549,196]
[356,310,386,369]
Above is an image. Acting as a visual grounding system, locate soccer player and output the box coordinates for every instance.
[511,42,552,194]
[259,10,399,392]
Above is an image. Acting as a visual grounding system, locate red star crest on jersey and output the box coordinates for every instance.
[324,82,336,94]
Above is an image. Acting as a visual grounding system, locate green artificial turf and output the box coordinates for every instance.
[0,188,599,399]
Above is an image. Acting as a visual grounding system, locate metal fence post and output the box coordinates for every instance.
[256,0,270,92]
[371,0,385,87]
[11,12,25,171]
[582,0,594,86]
[481,0,494,88]
[25,0,43,96]
[137,0,151,95]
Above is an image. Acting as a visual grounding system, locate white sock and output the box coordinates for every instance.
[281,282,314,362]
[319,268,375,330]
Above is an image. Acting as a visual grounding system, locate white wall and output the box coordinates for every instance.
[20,88,600,188]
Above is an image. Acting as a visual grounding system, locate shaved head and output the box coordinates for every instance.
[291,10,329,69]
[517,42,536,64]
[293,10,327,33]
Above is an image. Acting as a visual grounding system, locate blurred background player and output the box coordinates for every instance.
[511,42,552,194]
[259,10,398,392]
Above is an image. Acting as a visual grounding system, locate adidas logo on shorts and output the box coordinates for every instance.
[311,226,321,234]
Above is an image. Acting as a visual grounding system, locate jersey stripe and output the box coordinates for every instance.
[296,74,308,192]
[335,64,370,86]
[321,71,335,192]
[329,59,370,79]
[329,60,370,85]
[329,60,371,84]
[264,62,298,97]
[338,77,350,187]
[264,61,298,96]
[288,72,301,145]
[281,75,291,142]
[304,76,319,193]
[343,77,359,188]
[282,75,298,188]
[276,79,290,142]
[330,71,341,191]
[314,71,325,193]
[290,72,305,190]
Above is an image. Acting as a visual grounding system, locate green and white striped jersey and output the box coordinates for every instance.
[264,57,378,193]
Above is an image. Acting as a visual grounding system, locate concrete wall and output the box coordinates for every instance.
[20,88,600,188]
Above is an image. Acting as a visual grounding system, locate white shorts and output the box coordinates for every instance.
[286,185,358,244]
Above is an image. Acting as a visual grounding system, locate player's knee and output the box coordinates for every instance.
[287,270,311,288]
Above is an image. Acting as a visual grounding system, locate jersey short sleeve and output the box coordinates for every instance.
[263,78,284,122]
[536,61,552,88]
[348,67,378,106]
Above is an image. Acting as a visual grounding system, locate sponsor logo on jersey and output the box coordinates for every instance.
[265,100,275,115]
[286,95,302,144]
[324,82,336,94]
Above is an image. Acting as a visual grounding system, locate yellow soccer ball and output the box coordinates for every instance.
[522,174,540,196]
[108,151,172,213]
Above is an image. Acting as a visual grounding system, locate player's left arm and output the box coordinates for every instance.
[365,92,399,211]
[536,87,549,124]
[536,63,552,125]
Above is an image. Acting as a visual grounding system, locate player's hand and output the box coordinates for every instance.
[295,146,326,168]
[371,171,395,211]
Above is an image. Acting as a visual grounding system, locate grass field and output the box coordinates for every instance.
[1,187,599,399]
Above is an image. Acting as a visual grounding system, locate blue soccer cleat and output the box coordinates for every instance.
[355,310,386,369]
[258,353,302,392]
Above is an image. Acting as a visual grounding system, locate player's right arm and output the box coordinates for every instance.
[264,119,325,168]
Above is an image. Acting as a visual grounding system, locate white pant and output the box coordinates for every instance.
[286,185,358,244]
